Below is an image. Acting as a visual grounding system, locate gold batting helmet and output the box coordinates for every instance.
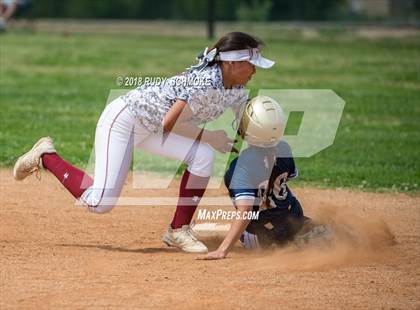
[238,96,286,148]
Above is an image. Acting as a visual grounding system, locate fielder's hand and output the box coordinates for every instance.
[205,130,238,154]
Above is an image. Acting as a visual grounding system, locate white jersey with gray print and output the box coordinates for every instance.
[122,65,248,133]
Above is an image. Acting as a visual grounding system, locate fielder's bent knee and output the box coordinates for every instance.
[79,188,116,214]
[86,203,115,214]
[186,143,214,177]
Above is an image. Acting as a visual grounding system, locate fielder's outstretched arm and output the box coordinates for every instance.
[196,199,254,260]
[163,99,237,153]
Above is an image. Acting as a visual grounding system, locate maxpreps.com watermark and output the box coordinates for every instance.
[197,209,259,221]
[116,76,212,87]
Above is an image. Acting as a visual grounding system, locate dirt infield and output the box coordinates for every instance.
[1,169,419,309]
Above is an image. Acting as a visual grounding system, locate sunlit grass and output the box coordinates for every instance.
[1,31,419,192]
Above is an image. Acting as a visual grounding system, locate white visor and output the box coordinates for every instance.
[218,48,275,69]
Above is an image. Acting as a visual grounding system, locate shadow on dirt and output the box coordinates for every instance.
[58,243,179,253]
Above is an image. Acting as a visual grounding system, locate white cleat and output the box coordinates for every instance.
[162,224,208,253]
[13,137,56,181]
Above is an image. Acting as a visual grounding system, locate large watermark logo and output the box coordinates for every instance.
[79,88,345,207]
[261,89,345,157]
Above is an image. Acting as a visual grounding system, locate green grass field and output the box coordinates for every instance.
[1,29,419,192]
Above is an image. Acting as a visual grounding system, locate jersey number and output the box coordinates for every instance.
[257,172,288,208]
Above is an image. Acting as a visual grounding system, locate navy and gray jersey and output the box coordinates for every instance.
[224,141,298,210]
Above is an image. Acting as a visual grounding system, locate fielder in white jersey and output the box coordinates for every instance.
[13,32,275,254]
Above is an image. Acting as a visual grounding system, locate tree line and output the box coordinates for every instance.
[25,0,347,21]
